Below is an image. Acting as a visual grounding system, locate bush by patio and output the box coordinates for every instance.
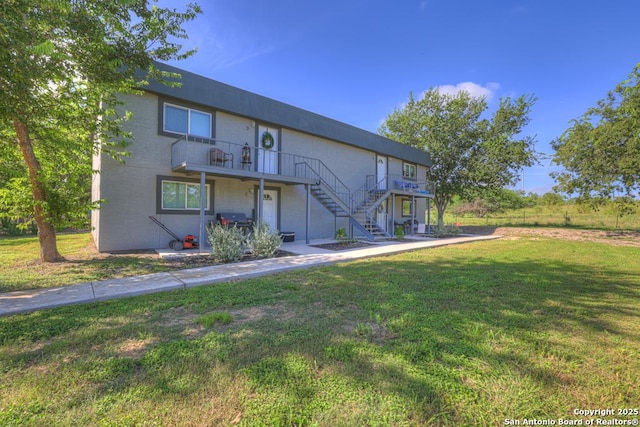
[207,223,247,263]
[207,222,282,262]
[248,222,282,259]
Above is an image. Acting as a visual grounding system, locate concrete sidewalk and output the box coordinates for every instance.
[0,234,499,317]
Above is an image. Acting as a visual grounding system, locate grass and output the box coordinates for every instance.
[1,236,639,426]
[0,233,171,293]
[196,311,234,328]
[444,203,640,230]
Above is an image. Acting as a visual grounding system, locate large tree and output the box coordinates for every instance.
[551,64,640,200]
[379,89,537,225]
[0,1,201,261]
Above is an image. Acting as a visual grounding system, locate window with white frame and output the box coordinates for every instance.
[161,180,210,210]
[163,103,212,138]
[403,162,417,180]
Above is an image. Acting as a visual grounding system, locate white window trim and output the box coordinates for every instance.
[161,180,210,211]
[403,162,417,180]
[162,102,212,138]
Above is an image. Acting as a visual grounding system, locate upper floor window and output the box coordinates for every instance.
[163,103,212,138]
[403,162,417,180]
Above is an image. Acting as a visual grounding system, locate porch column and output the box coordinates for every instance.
[427,198,431,235]
[199,172,206,253]
[258,178,264,225]
[411,194,416,235]
[391,195,396,236]
[305,183,310,244]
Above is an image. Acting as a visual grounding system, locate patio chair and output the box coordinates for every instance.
[210,148,234,167]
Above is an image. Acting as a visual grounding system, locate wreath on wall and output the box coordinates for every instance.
[261,131,275,150]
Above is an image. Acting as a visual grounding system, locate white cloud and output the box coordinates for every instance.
[432,82,500,100]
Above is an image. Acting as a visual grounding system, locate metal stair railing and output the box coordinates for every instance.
[294,161,382,240]
[348,175,393,238]
[352,175,391,213]
[295,161,351,215]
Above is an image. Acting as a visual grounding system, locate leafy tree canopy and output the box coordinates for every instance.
[379,89,537,224]
[0,0,201,261]
[539,192,564,207]
[551,64,640,200]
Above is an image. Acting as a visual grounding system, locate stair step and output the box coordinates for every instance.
[308,171,393,242]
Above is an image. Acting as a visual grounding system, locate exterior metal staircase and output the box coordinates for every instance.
[350,177,392,240]
[296,162,392,241]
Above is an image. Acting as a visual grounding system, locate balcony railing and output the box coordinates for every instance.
[172,134,318,181]
[171,134,435,198]
[363,174,434,195]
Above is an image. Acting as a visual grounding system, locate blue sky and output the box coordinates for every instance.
[161,0,640,195]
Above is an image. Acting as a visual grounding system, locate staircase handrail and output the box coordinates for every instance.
[295,158,352,206]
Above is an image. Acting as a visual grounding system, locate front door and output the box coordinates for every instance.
[262,189,279,231]
[376,155,387,190]
[376,202,388,232]
[257,126,279,174]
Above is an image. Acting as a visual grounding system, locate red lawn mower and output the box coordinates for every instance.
[148,216,198,251]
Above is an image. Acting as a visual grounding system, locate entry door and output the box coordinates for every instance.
[262,190,279,231]
[376,155,387,190]
[257,126,279,174]
[376,202,388,232]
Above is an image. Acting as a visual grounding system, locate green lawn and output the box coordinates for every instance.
[1,237,639,426]
[0,233,170,293]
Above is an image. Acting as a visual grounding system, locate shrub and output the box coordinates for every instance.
[394,225,405,240]
[452,199,489,218]
[248,221,282,259]
[335,227,348,240]
[433,224,461,238]
[207,224,246,263]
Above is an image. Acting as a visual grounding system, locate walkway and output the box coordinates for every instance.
[0,235,499,317]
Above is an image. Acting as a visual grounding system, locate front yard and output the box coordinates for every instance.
[0,233,292,293]
[1,234,638,425]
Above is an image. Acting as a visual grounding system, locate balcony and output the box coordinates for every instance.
[361,174,435,197]
[171,134,435,198]
[171,135,319,185]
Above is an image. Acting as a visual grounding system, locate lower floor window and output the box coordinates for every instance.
[162,180,210,210]
[402,199,413,217]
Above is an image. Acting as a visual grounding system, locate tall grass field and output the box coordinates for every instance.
[444,203,640,229]
[1,236,638,426]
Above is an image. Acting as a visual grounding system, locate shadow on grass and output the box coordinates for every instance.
[1,242,639,425]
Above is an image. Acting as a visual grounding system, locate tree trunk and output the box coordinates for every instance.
[436,207,445,226]
[13,119,64,262]
[435,197,448,227]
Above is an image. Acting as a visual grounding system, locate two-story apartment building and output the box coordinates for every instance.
[91,63,433,252]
